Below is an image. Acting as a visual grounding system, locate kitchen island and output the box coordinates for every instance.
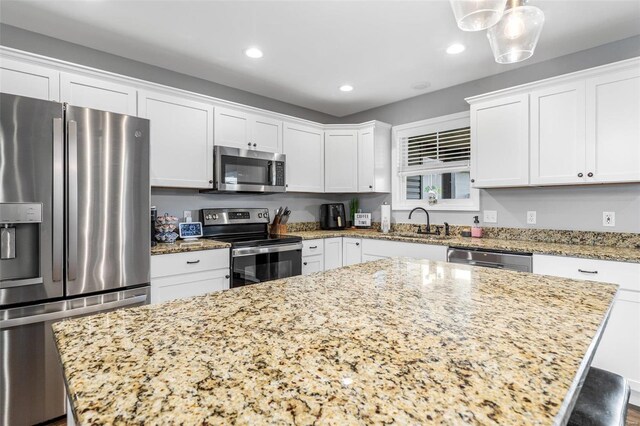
[53,258,617,425]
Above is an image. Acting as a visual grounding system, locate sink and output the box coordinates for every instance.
[390,232,451,241]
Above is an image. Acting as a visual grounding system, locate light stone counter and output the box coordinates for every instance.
[54,258,617,425]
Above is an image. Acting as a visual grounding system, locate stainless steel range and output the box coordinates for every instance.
[201,208,302,288]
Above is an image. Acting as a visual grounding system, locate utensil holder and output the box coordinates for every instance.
[270,224,288,235]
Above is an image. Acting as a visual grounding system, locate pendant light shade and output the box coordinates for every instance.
[487,4,545,64]
[449,0,508,31]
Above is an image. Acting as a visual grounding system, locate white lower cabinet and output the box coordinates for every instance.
[302,239,324,275]
[342,238,362,266]
[324,238,343,270]
[361,239,447,262]
[150,249,230,304]
[533,254,640,404]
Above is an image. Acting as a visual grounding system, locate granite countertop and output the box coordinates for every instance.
[289,229,640,263]
[151,239,230,255]
[54,258,617,425]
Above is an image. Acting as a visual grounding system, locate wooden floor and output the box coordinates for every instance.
[44,404,640,425]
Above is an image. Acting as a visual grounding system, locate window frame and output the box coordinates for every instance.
[391,111,479,212]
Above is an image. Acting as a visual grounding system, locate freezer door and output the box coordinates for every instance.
[65,106,150,296]
[0,286,149,426]
[0,94,64,306]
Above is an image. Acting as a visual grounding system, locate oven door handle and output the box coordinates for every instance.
[232,243,303,258]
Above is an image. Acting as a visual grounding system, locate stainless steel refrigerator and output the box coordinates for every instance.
[0,93,151,425]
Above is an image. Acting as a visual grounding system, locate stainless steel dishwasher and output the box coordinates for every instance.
[447,247,533,272]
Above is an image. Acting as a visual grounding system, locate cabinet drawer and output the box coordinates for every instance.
[151,249,230,278]
[302,253,324,275]
[533,254,640,292]
[302,239,324,256]
[151,268,230,304]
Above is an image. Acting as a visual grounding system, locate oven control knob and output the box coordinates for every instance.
[258,213,262,218]
[205,214,212,220]
[211,214,218,221]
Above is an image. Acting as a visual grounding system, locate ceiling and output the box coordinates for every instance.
[1,0,639,117]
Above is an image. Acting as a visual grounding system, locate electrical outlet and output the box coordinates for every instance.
[183,210,192,222]
[483,210,497,223]
[603,212,615,227]
[527,211,537,225]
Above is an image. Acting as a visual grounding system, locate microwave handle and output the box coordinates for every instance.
[268,161,275,186]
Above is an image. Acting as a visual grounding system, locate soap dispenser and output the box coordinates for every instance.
[471,215,483,238]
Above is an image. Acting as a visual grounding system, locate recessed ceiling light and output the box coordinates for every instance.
[412,81,431,90]
[244,47,263,59]
[446,43,466,55]
[339,84,354,92]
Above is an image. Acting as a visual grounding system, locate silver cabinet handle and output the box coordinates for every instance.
[578,269,598,274]
[186,260,200,264]
[67,120,78,281]
[52,117,64,282]
[0,295,147,329]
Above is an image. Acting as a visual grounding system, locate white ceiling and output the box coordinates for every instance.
[1,0,639,117]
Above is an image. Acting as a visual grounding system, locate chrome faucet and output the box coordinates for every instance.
[408,207,431,234]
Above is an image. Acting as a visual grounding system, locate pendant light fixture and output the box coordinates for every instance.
[486,0,545,64]
[449,0,508,31]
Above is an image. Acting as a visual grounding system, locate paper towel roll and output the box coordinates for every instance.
[381,203,391,233]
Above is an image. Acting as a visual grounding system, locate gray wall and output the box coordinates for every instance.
[339,35,640,126]
[152,188,353,223]
[0,24,337,124]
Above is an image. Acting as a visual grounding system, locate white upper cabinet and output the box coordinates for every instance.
[357,124,391,193]
[470,58,640,188]
[214,106,283,153]
[471,94,529,188]
[0,58,59,101]
[138,90,214,188]
[60,72,137,115]
[283,122,324,192]
[325,129,358,192]
[530,82,586,185]
[585,68,640,183]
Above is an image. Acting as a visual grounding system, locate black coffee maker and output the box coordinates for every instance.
[320,203,347,230]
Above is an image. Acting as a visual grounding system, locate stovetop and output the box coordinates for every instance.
[204,234,302,248]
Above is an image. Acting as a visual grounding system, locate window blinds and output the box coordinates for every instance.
[398,126,471,177]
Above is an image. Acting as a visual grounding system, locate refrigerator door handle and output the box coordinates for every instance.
[67,120,78,282]
[52,117,64,282]
[0,294,147,329]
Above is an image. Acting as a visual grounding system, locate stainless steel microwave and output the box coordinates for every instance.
[208,146,286,193]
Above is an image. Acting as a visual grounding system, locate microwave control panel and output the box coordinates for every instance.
[275,162,285,186]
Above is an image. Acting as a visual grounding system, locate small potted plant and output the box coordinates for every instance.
[348,197,359,228]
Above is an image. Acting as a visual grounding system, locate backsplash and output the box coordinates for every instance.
[285,222,640,249]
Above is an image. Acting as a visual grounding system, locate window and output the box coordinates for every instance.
[392,112,479,211]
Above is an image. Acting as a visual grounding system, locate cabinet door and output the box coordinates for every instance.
[151,268,230,304]
[302,254,324,275]
[591,291,640,398]
[324,238,343,270]
[252,114,282,153]
[530,82,586,185]
[342,238,362,266]
[325,130,358,192]
[60,72,137,115]
[358,128,375,192]
[586,68,640,183]
[471,94,529,187]
[0,58,59,101]
[139,90,214,188]
[283,123,324,192]
[214,107,251,149]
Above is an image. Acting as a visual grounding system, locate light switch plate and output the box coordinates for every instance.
[183,210,192,222]
[483,210,497,223]
[603,212,615,227]
[527,211,536,225]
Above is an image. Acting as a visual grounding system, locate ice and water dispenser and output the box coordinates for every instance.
[0,202,43,287]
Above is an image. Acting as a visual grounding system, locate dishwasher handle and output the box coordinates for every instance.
[468,260,505,269]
